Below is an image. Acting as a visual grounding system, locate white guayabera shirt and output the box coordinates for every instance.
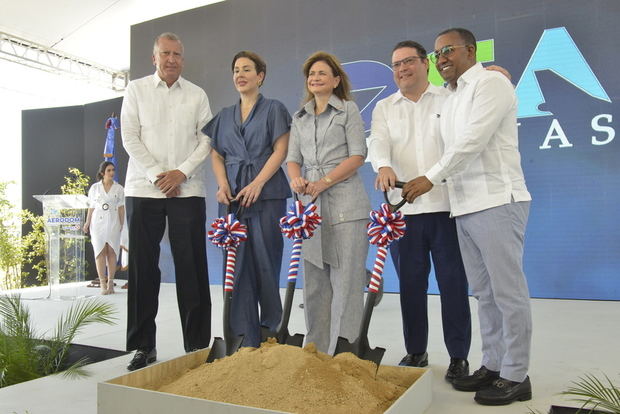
[426,63,531,217]
[121,72,212,198]
[368,83,451,215]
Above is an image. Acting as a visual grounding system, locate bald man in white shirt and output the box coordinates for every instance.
[122,32,213,371]
[404,28,533,406]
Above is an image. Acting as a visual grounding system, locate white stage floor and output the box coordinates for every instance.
[1,282,619,413]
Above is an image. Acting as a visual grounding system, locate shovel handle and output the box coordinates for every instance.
[279,280,297,333]
[358,290,379,342]
[221,198,245,292]
[224,245,238,293]
[287,239,303,282]
[383,180,407,212]
[368,246,387,294]
[293,192,318,204]
[355,246,387,343]
[222,289,233,345]
[227,195,245,218]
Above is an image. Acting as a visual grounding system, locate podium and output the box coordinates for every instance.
[33,194,89,299]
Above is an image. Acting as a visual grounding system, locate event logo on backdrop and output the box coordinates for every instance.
[515,27,614,149]
[339,26,617,299]
[343,27,615,150]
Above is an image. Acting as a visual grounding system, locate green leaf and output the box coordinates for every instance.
[561,373,620,413]
[0,295,117,388]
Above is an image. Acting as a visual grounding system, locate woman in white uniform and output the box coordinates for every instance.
[83,161,125,294]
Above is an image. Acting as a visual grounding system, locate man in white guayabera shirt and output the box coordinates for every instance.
[121,32,213,371]
[403,27,533,406]
[367,40,471,383]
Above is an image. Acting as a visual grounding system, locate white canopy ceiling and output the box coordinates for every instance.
[0,0,223,70]
[0,0,223,105]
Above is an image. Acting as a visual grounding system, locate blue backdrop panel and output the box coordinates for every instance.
[130,0,620,300]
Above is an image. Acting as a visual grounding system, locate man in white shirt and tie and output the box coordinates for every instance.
[121,32,213,371]
[403,28,533,406]
[368,40,471,382]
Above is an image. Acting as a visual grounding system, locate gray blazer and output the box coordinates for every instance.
[287,94,371,267]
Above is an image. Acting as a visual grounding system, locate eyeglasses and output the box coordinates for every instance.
[390,56,425,70]
[428,45,470,63]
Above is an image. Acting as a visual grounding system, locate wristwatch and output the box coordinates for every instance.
[322,176,333,185]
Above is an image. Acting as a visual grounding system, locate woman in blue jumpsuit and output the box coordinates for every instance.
[202,51,291,347]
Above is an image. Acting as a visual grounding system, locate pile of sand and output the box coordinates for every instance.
[155,339,421,414]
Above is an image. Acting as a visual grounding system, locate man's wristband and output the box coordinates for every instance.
[322,176,333,185]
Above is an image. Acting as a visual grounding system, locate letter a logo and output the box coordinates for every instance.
[516,27,611,119]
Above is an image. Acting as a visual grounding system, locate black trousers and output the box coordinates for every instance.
[390,212,471,359]
[125,196,211,352]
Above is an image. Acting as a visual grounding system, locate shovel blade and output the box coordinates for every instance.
[334,335,358,356]
[260,325,277,343]
[206,334,245,363]
[360,345,386,366]
[225,334,245,356]
[333,336,385,366]
[284,332,305,347]
[260,326,305,348]
[206,337,226,363]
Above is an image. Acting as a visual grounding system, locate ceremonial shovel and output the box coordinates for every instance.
[206,200,247,362]
[333,182,407,366]
[261,195,321,346]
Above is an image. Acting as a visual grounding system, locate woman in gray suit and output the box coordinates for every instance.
[286,51,371,354]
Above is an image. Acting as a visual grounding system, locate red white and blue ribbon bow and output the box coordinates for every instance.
[279,200,322,282]
[368,203,406,248]
[280,200,322,240]
[208,213,248,292]
[367,203,406,293]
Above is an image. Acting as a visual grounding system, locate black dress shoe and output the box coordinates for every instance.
[452,365,500,391]
[474,376,532,405]
[127,348,157,371]
[398,352,428,367]
[445,358,469,382]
